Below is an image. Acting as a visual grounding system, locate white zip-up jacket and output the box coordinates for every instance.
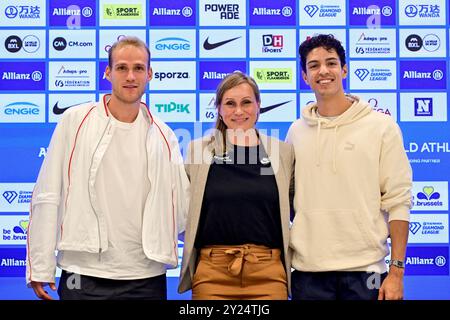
[26,95,190,285]
[287,95,412,272]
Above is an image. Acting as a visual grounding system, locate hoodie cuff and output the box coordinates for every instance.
[388,204,410,222]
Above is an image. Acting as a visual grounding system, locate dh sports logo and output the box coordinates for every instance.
[2,191,18,204]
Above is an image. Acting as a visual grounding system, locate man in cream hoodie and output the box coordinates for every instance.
[286,34,412,300]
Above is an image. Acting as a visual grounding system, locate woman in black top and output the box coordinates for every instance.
[178,71,295,299]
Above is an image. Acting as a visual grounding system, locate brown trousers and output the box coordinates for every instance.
[192,244,288,300]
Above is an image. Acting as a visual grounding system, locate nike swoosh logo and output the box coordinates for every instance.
[53,101,90,115]
[260,100,291,114]
[203,36,241,50]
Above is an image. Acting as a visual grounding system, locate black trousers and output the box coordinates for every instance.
[291,270,388,300]
[58,270,167,300]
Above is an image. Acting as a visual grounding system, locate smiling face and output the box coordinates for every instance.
[219,82,260,131]
[105,45,152,106]
[302,46,347,100]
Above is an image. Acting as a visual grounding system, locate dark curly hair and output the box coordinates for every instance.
[299,34,346,72]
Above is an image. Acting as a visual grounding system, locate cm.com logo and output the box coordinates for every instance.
[2,191,18,204]
[304,5,319,17]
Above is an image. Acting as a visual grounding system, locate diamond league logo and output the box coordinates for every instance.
[2,191,18,204]
[304,5,319,17]
[409,222,422,234]
[354,68,370,81]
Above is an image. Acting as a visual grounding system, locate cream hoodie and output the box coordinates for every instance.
[286,95,412,272]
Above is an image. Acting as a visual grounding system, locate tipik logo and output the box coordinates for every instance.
[304,5,319,17]
[354,68,369,81]
[417,186,440,200]
[2,191,18,204]
[409,222,422,234]
[260,100,291,114]
[203,36,241,50]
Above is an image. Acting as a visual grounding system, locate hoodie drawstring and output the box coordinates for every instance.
[316,120,322,167]
[333,125,338,174]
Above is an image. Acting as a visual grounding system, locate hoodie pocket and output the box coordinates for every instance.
[290,209,377,265]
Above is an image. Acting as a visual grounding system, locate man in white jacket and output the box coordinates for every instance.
[287,34,412,300]
[26,36,189,300]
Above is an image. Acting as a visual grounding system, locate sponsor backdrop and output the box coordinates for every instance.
[0,0,449,299]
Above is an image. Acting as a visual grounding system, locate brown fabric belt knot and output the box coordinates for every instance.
[224,247,260,276]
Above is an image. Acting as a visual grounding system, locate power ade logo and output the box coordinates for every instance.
[204,3,239,19]
[254,69,292,83]
[52,37,93,51]
[405,34,440,52]
[262,35,283,53]
[349,0,395,25]
[199,61,246,90]
[104,4,142,19]
[4,5,41,19]
[50,0,95,27]
[149,0,195,26]
[0,248,26,277]
[0,62,45,91]
[400,61,446,89]
[249,0,295,25]
[4,35,40,53]
[404,247,448,276]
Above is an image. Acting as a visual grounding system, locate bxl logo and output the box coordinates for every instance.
[304,5,319,17]
[2,191,18,204]
[409,222,422,234]
[414,98,433,116]
[354,69,369,81]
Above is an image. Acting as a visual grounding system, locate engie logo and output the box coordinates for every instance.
[0,248,26,277]
[149,93,196,122]
[400,60,446,89]
[0,93,45,123]
[408,214,448,244]
[404,246,448,276]
[150,61,196,91]
[412,181,448,211]
[0,216,29,245]
[0,183,35,212]
[199,60,246,90]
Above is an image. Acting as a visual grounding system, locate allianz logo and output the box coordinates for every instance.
[155,102,190,113]
[403,70,443,81]
[2,71,42,81]
[155,37,191,51]
[406,256,446,267]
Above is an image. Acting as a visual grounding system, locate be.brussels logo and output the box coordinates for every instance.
[399,1,445,25]
[349,29,396,58]
[249,0,295,25]
[299,1,346,26]
[49,0,95,27]
[199,60,246,90]
[400,60,446,90]
[408,214,448,244]
[0,62,45,91]
[404,246,448,276]
[149,93,196,123]
[0,216,29,245]
[200,0,246,26]
[412,182,448,211]
[149,0,195,26]
[0,248,26,277]
[349,61,396,90]
[349,0,394,26]
[4,34,40,53]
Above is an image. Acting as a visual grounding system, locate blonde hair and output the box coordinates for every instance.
[108,36,151,68]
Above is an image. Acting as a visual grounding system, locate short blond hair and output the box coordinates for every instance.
[108,36,151,68]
